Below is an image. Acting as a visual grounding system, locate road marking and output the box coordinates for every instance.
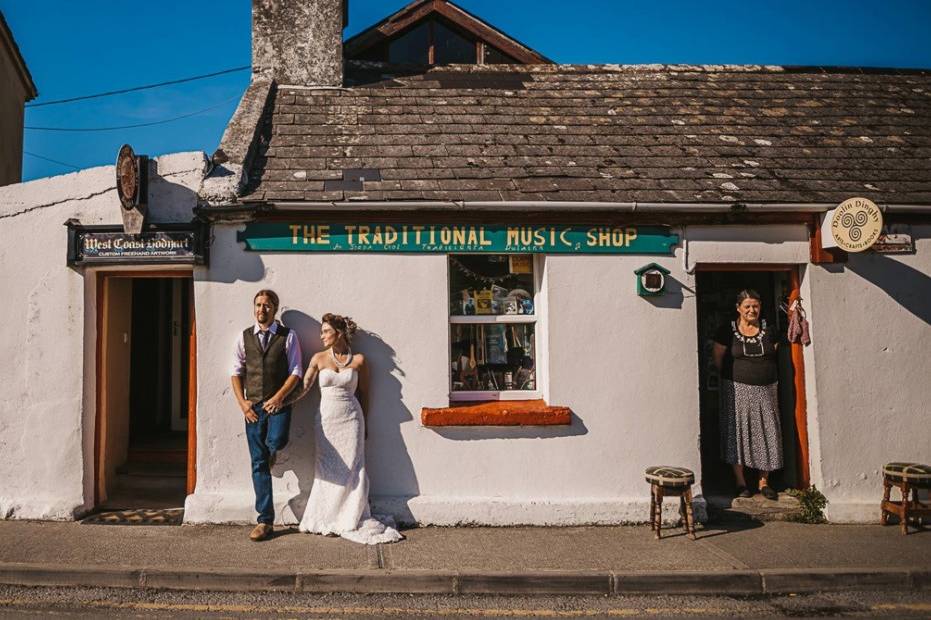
[0,598,736,617]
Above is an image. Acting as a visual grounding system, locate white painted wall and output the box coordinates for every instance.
[186,224,810,526]
[805,225,931,522]
[684,224,810,268]
[185,224,450,523]
[0,153,206,520]
[3,180,927,528]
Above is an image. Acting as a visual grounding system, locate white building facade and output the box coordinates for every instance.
[1,0,929,526]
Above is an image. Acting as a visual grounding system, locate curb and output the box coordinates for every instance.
[0,563,928,596]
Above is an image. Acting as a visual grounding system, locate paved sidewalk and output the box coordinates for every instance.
[0,520,928,595]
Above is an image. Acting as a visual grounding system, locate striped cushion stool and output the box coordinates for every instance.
[881,462,931,535]
[645,466,696,540]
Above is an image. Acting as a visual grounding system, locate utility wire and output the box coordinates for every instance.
[24,94,242,132]
[25,66,250,108]
[23,151,81,170]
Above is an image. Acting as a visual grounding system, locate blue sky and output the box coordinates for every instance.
[4,0,931,182]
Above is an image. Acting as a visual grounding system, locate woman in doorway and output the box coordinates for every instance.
[712,290,783,500]
[298,313,403,544]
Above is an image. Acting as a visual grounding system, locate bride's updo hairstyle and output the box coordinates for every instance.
[322,313,358,343]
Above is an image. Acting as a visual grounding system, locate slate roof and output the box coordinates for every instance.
[241,63,931,205]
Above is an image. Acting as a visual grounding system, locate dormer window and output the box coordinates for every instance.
[345,0,550,67]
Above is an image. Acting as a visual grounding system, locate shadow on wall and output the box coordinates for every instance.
[146,159,201,223]
[638,276,694,310]
[276,310,321,521]
[832,253,931,326]
[201,226,266,284]
[277,310,419,522]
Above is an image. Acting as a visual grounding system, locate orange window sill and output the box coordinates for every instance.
[421,400,572,427]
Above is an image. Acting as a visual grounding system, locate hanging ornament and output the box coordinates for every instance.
[450,257,518,285]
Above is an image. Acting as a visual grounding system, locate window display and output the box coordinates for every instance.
[449,255,535,317]
[450,323,536,392]
[448,255,537,397]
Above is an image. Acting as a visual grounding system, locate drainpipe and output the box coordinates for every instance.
[682,226,696,275]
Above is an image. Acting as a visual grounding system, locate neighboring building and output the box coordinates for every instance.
[1,0,929,526]
[0,10,37,186]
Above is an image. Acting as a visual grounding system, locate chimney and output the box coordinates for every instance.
[252,0,347,87]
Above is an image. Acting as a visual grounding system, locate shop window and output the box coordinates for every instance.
[448,255,539,400]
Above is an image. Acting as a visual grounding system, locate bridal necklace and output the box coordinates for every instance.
[331,346,353,368]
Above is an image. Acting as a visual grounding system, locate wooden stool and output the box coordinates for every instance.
[645,466,696,540]
[881,462,931,535]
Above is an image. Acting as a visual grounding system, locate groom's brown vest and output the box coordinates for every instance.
[242,325,292,402]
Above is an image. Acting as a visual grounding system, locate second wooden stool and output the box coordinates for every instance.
[881,462,931,535]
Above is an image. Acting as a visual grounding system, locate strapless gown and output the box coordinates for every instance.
[298,367,403,544]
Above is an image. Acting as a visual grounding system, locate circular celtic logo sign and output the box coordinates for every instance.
[831,197,883,252]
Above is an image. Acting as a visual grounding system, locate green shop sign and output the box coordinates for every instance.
[237,223,678,254]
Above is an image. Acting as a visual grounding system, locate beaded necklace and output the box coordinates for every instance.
[731,319,768,358]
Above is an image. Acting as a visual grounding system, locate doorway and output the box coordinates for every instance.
[96,273,196,510]
[695,267,809,498]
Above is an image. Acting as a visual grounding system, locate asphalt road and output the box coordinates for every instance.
[1,584,930,618]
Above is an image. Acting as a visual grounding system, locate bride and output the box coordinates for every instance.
[298,313,403,544]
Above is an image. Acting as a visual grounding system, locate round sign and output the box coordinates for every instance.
[830,197,883,252]
[116,144,139,211]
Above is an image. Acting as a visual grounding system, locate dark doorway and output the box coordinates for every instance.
[97,275,194,511]
[696,270,804,499]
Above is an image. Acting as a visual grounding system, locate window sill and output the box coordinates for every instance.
[421,400,571,427]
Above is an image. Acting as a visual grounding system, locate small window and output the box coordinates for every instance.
[434,20,477,64]
[389,21,430,64]
[484,45,519,65]
[449,255,538,400]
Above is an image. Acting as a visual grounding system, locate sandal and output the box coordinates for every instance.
[761,486,778,500]
[736,486,753,498]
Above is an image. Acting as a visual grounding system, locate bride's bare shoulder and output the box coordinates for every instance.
[353,352,366,365]
[310,350,328,365]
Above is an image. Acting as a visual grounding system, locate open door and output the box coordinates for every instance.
[695,266,809,499]
[95,272,196,511]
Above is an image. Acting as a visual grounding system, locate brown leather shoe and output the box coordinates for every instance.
[249,523,273,541]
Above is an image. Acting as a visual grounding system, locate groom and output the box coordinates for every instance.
[231,289,303,541]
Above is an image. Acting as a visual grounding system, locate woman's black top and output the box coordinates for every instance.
[713,320,778,386]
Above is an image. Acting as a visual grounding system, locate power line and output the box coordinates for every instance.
[24,94,242,132]
[25,66,250,109]
[23,151,81,170]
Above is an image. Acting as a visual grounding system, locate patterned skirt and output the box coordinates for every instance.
[719,379,783,472]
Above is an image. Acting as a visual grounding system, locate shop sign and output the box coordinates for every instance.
[872,228,915,254]
[66,221,208,266]
[822,197,883,253]
[115,144,148,235]
[238,223,679,254]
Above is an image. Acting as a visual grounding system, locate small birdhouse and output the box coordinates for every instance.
[635,263,670,296]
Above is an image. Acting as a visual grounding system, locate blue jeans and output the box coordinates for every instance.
[245,402,292,525]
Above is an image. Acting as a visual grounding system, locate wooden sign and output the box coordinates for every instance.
[824,197,883,253]
[238,223,679,255]
[65,221,208,266]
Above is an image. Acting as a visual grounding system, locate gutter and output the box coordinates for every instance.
[196,200,931,220]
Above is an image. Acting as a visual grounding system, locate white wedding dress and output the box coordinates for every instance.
[298,367,403,544]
